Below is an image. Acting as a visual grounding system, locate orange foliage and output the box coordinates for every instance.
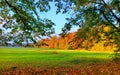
[104,26,110,32]
[35,25,116,51]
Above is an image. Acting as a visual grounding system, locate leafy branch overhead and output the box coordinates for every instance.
[58,0,120,33]
[0,0,55,44]
[0,0,120,51]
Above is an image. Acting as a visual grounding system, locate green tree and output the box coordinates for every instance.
[0,0,55,45]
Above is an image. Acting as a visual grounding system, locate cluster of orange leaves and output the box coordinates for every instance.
[1,61,120,75]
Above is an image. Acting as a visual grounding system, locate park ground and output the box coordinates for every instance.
[0,48,120,75]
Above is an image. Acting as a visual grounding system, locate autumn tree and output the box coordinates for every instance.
[58,0,120,52]
[48,36,57,48]
[34,38,49,48]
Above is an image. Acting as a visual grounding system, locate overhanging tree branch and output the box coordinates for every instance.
[5,0,27,42]
[101,0,120,23]
[100,9,118,29]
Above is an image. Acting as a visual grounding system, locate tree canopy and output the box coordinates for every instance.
[0,0,55,45]
[0,0,120,50]
[57,0,120,51]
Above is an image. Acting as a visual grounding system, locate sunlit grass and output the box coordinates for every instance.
[0,47,118,69]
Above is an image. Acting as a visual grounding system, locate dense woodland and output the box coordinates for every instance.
[34,25,117,51]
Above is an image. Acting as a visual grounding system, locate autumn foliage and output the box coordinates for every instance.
[34,25,116,51]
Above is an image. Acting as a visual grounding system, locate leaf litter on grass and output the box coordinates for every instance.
[0,60,120,75]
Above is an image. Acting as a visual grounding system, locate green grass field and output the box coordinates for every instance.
[0,48,115,69]
[0,48,120,75]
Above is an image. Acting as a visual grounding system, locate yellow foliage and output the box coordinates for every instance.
[104,26,110,32]
[91,41,116,51]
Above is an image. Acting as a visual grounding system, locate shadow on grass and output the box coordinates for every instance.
[69,57,108,64]
[112,52,120,62]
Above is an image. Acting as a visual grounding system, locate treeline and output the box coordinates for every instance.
[34,25,117,51]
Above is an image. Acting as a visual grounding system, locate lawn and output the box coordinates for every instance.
[0,48,120,75]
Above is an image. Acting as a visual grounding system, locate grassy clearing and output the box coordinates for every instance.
[0,48,120,75]
[0,48,115,69]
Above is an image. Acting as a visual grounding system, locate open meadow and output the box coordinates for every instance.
[0,48,120,75]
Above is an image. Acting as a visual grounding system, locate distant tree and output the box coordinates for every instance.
[48,36,57,48]
[34,38,49,48]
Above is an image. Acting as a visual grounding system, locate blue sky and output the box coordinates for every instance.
[40,2,78,35]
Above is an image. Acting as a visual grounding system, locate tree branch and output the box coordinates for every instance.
[99,9,118,30]
[101,0,120,23]
[5,0,18,12]
[4,0,27,39]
